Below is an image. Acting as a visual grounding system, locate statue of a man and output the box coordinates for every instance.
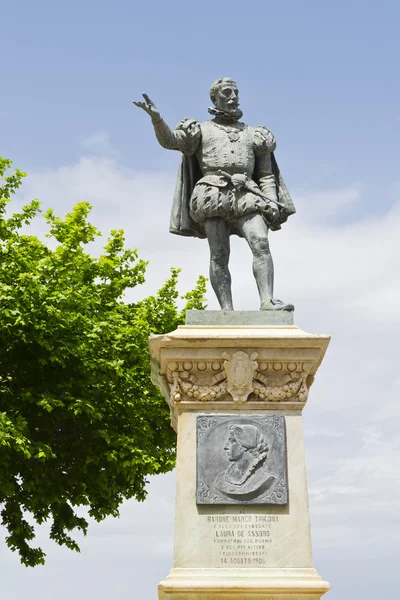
[134,78,295,311]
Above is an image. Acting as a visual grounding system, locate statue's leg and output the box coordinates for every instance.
[204,217,233,310]
[236,213,274,306]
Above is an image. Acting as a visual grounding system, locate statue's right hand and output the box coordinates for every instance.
[133,93,161,121]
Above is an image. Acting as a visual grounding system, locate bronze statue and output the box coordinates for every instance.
[134,78,295,311]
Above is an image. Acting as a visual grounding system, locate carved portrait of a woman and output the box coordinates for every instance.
[214,424,276,500]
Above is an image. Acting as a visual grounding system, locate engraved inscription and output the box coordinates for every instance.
[206,513,280,565]
[197,415,288,505]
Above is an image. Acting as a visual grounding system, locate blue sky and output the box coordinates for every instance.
[1,2,400,599]
[2,0,399,200]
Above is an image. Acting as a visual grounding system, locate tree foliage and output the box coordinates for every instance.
[0,157,207,566]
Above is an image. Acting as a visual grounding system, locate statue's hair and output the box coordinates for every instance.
[229,424,269,459]
[228,424,269,484]
[209,78,238,104]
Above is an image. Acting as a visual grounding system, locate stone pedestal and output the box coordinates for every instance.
[149,312,330,600]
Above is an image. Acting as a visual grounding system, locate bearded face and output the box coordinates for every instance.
[213,82,240,113]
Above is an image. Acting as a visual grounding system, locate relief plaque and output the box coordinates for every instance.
[197,415,288,505]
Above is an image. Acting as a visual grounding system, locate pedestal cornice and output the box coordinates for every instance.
[149,324,330,430]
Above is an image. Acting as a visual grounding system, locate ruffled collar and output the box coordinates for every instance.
[208,106,243,122]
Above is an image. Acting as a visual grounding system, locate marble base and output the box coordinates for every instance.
[173,411,312,568]
[149,322,331,600]
[159,567,330,599]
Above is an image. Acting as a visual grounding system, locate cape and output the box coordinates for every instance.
[169,153,296,239]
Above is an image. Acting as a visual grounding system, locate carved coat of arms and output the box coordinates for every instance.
[223,351,259,403]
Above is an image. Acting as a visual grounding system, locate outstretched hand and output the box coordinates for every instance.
[133,93,161,121]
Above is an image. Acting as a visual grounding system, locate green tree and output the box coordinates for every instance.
[0,157,206,566]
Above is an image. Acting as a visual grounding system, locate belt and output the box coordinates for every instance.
[198,171,283,209]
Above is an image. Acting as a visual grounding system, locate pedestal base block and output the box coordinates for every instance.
[150,319,331,600]
[159,568,330,600]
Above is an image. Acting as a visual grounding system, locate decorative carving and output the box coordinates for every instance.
[197,416,220,441]
[253,370,308,402]
[223,350,258,403]
[197,415,288,505]
[264,476,288,504]
[197,479,223,503]
[167,355,311,404]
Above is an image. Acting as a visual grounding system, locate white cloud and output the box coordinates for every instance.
[4,154,400,599]
[294,185,362,223]
[79,131,120,158]
[16,156,207,304]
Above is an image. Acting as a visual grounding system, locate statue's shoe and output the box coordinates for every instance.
[260,298,294,312]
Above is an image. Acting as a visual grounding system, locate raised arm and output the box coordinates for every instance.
[133,93,194,153]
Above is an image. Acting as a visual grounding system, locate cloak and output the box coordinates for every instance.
[169,153,296,239]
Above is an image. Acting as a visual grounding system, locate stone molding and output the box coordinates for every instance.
[167,352,310,404]
[158,566,330,599]
[149,324,329,426]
